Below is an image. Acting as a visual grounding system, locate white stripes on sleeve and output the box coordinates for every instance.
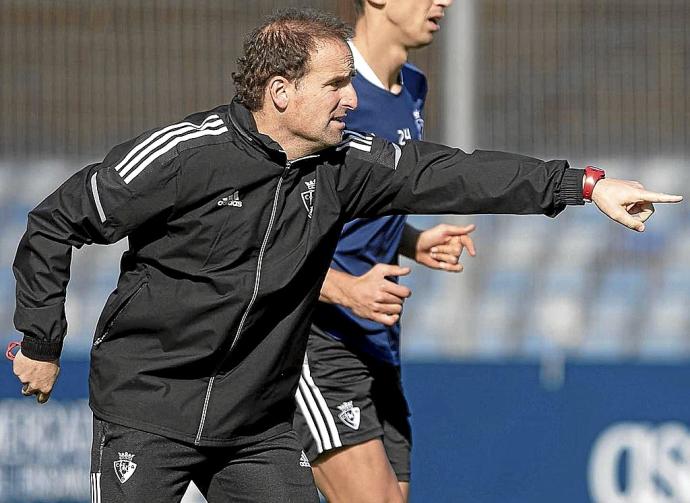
[89,114,228,223]
[336,131,374,153]
[337,131,402,169]
[295,356,342,454]
[114,114,228,184]
[90,172,107,223]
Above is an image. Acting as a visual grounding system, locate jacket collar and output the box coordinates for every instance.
[227,97,335,165]
[227,98,286,156]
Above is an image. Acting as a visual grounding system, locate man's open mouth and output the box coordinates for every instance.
[428,15,443,28]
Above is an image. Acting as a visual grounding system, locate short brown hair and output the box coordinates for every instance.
[233,8,353,111]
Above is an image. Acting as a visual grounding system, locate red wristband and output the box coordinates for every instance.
[5,341,20,361]
[583,166,605,202]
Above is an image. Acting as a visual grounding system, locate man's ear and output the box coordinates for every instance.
[266,76,291,111]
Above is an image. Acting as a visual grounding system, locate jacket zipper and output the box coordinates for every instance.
[93,282,146,347]
[194,158,306,445]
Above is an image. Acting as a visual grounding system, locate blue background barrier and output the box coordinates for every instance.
[2,360,690,502]
[0,360,89,503]
[405,362,690,503]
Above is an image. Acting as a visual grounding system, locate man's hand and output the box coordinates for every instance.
[591,179,683,232]
[13,351,60,404]
[319,265,411,326]
[415,223,476,272]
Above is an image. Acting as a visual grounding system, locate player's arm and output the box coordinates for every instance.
[338,137,682,229]
[318,266,412,326]
[398,222,476,272]
[12,137,180,402]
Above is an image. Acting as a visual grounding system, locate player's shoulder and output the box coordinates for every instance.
[336,130,401,171]
[401,62,428,101]
[338,130,378,153]
[103,106,230,184]
[402,61,426,79]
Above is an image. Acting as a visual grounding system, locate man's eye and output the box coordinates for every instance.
[329,79,348,89]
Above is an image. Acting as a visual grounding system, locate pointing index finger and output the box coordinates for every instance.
[637,191,683,203]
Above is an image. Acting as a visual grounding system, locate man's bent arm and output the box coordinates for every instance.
[318,266,411,326]
[318,268,354,306]
[14,137,180,361]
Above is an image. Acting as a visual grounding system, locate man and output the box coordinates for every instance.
[292,1,466,502]
[11,7,681,503]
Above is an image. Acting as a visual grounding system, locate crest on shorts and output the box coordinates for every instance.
[301,179,316,219]
[114,451,137,484]
[337,401,361,430]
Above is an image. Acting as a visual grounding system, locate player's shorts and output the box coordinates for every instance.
[293,326,412,482]
[90,417,318,502]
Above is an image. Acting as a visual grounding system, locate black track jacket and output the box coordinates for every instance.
[13,100,585,446]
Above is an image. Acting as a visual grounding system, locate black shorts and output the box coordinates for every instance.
[90,417,318,503]
[293,326,412,482]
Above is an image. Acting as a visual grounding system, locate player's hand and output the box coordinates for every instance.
[13,351,60,404]
[415,223,476,272]
[591,179,683,232]
[346,264,412,326]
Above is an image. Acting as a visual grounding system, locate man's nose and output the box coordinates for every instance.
[342,83,358,111]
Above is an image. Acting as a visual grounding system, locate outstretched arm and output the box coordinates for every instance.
[339,136,683,228]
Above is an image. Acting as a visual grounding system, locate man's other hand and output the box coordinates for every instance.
[415,223,476,272]
[13,351,60,404]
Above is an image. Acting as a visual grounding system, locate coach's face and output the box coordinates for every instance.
[387,0,453,48]
[286,40,358,151]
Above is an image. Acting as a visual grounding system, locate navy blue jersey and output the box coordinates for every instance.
[311,62,427,366]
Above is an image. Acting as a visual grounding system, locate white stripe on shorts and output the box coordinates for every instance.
[91,472,101,503]
[298,376,333,451]
[295,386,324,453]
[299,357,342,451]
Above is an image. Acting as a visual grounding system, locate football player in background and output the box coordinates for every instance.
[292,1,464,502]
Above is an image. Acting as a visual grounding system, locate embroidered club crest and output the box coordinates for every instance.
[301,179,316,219]
[114,452,137,484]
[337,401,361,430]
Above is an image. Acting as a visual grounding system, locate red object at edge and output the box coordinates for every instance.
[6,341,20,361]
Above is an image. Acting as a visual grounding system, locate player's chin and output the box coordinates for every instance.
[327,132,344,146]
[316,130,343,150]
[410,32,435,49]
[327,122,345,138]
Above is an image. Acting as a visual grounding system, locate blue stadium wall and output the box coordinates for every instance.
[2,360,689,503]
